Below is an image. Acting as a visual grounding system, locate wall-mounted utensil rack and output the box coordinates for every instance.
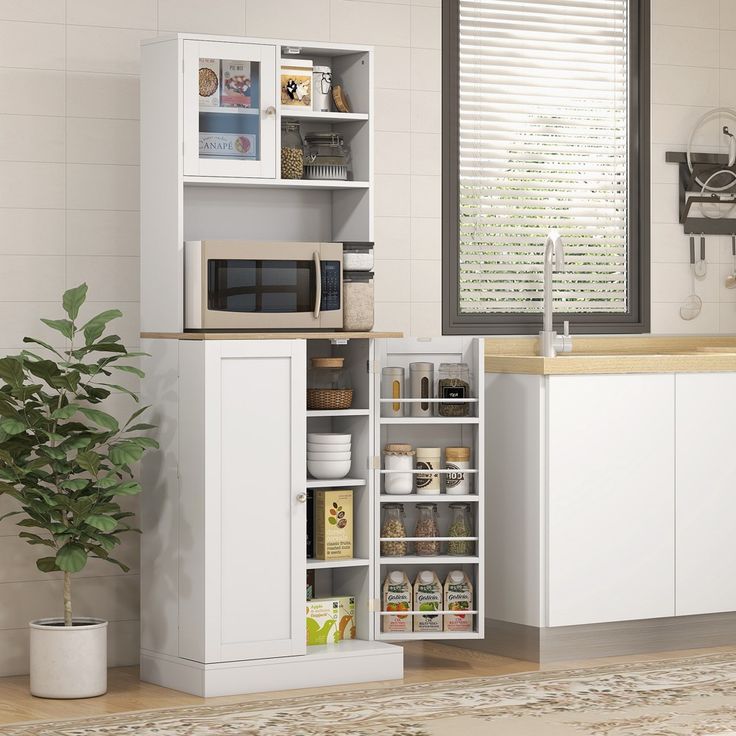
[666,151,736,234]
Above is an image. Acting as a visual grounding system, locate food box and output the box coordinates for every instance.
[306,595,355,645]
[413,570,442,632]
[382,570,412,633]
[306,569,315,601]
[280,58,312,107]
[444,570,474,632]
[198,58,220,107]
[222,60,253,107]
[314,490,353,560]
[199,132,257,159]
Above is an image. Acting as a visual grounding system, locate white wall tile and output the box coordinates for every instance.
[410,132,441,175]
[651,224,700,264]
[410,174,441,218]
[0,209,64,257]
[67,118,140,165]
[246,0,330,40]
[651,104,720,146]
[0,162,64,209]
[410,5,440,49]
[375,131,411,174]
[718,301,736,330]
[720,30,736,69]
[650,144,680,184]
[67,72,140,120]
[375,89,410,131]
[66,256,141,302]
[410,217,441,260]
[652,0,718,29]
[0,256,65,301]
[719,69,736,107]
[651,261,718,303]
[721,0,736,30]
[374,258,411,302]
[410,47,441,91]
[374,174,411,217]
[410,259,441,302]
[0,70,64,116]
[66,26,157,75]
[0,20,64,70]
[374,301,411,334]
[651,65,719,107]
[410,300,441,336]
[374,45,411,89]
[412,0,440,6]
[0,115,64,163]
[651,183,680,224]
[0,0,64,22]
[650,301,718,333]
[331,0,411,46]
[651,26,718,67]
[410,89,441,132]
[67,210,140,257]
[0,302,66,350]
[67,164,139,211]
[67,0,157,29]
[374,216,410,260]
[158,0,246,34]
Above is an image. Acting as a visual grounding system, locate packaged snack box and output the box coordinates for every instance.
[314,490,353,560]
[382,570,411,633]
[413,570,442,632]
[444,570,474,632]
[198,58,220,107]
[336,595,356,640]
[306,598,339,646]
[222,60,253,107]
[280,58,312,107]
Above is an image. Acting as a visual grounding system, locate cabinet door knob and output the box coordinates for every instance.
[296,493,307,503]
[265,105,276,116]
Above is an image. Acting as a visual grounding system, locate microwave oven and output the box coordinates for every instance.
[184,240,343,330]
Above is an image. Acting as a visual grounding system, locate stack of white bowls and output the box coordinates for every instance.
[307,433,352,479]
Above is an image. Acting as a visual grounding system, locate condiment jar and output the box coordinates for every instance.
[447,503,473,556]
[416,448,441,494]
[445,447,471,495]
[381,367,405,417]
[414,503,440,556]
[409,362,434,418]
[342,271,374,331]
[280,121,304,179]
[381,503,408,557]
[437,363,471,417]
[384,444,415,495]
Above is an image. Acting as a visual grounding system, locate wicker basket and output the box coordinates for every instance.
[307,388,354,410]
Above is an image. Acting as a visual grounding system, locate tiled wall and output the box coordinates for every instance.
[651,0,736,332]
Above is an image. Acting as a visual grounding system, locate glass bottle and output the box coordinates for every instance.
[447,503,473,556]
[437,363,471,417]
[281,121,304,179]
[414,503,440,556]
[381,504,407,557]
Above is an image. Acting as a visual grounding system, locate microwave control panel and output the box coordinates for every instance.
[320,261,341,311]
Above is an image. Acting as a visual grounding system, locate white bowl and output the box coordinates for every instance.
[307,433,352,445]
[308,451,351,462]
[307,442,351,453]
[307,459,352,480]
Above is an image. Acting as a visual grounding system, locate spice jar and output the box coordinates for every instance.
[437,363,471,417]
[307,357,353,410]
[409,362,434,418]
[447,503,473,556]
[414,503,440,556]
[416,447,441,494]
[342,271,374,331]
[381,367,405,417]
[381,503,408,557]
[384,444,414,495]
[304,132,351,180]
[281,122,304,179]
[445,447,471,495]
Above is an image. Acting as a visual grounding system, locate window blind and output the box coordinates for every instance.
[458,0,629,315]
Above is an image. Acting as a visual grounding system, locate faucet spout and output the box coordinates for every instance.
[539,230,572,357]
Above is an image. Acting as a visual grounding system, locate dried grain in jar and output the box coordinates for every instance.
[414,503,440,556]
[381,504,408,556]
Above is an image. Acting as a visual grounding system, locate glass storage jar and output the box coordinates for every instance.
[381,503,408,556]
[384,444,415,494]
[280,122,304,179]
[416,447,441,494]
[437,363,471,417]
[447,503,473,556]
[445,446,471,495]
[414,503,440,556]
[304,132,351,180]
[307,357,353,410]
[342,271,374,331]
[381,367,405,418]
[409,362,434,418]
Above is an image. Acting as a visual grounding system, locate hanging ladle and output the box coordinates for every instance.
[694,233,707,278]
[680,235,702,321]
[726,235,736,289]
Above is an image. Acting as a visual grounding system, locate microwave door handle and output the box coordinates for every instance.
[313,251,322,320]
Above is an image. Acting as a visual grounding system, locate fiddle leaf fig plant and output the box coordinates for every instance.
[0,284,157,626]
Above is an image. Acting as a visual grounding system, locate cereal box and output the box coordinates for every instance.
[314,490,353,560]
[306,598,339,646]
[221,60,253,107]
[198,58,220,107]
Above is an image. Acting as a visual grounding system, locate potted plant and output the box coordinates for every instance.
[0,284,157,699]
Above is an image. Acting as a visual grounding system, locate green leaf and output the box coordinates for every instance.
[109,442,143,467]
[80,309,122,345]
[129,437,159,450]
[22,336,64,359]
[0,510,22,522]
[36,556,58,573]
[102,557,130,573]
[111,365,144,378]
[124,405,151,428]
[76,450,101,475]
[96,475,119,489]
[40,318,74,340]
[0,418,26,435]
[26,359,60,385]
[62,283,87,321]
[125,423,156,432]
[0,357,24,388]
[76,407,119,432]
[60,478,89,491]
[85,515,117,532]
[107,480,142,496]
[19,532,55,547]
[51,403,79,420]
[56,543,87,573]
[99,383,139,402]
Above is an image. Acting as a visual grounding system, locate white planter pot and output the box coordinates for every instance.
[29,617,108,698]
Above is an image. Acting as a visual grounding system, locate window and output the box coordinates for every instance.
[443,0,650,334]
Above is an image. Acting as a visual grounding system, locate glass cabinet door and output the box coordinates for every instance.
[183,41,277,178]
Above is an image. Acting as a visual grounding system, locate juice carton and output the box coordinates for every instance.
[382,570,412,633]
[413,570,442,632]
[335,595,356,640]
[444,570,474,632]
[314,490,353,560]
[306,598,339,646]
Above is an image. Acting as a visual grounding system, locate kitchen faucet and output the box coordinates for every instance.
[538,230,573,357]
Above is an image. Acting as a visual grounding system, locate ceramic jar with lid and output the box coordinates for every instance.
[384,444,415,494]
[445,447,471,495]
[416,448,441,494]
[409,362,434,418]
[381,367,405,417]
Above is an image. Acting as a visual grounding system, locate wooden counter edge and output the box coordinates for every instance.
[141,331,404,341]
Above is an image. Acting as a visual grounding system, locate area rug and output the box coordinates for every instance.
[4,653,736,736]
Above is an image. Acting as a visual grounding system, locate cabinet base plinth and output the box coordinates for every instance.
[140,641,404,697]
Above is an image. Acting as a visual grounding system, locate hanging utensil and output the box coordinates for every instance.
[694,233,707,277]
[726,235,736,289]
[681,235,702,320]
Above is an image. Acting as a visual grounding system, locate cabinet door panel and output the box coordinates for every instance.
[676,373,736,615]
[547,374,675,627]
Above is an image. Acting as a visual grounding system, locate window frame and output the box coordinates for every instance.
[442,0,651,335]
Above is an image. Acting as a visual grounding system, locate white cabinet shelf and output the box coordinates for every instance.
[379,555,480,565]
[379,494,480,503]
[307,408,370,417]
[379,417,480,425]
[305,477,367,488]
[282,110,369,123]
[183,175,370,190]
[306,558,370,570]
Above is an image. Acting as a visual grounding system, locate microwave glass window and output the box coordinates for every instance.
[198,58,261,161]
[207,259,315,313]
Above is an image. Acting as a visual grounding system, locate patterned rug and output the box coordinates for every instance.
[4,653,736,736]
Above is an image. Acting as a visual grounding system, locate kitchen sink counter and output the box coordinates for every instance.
[485,336,736,374]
